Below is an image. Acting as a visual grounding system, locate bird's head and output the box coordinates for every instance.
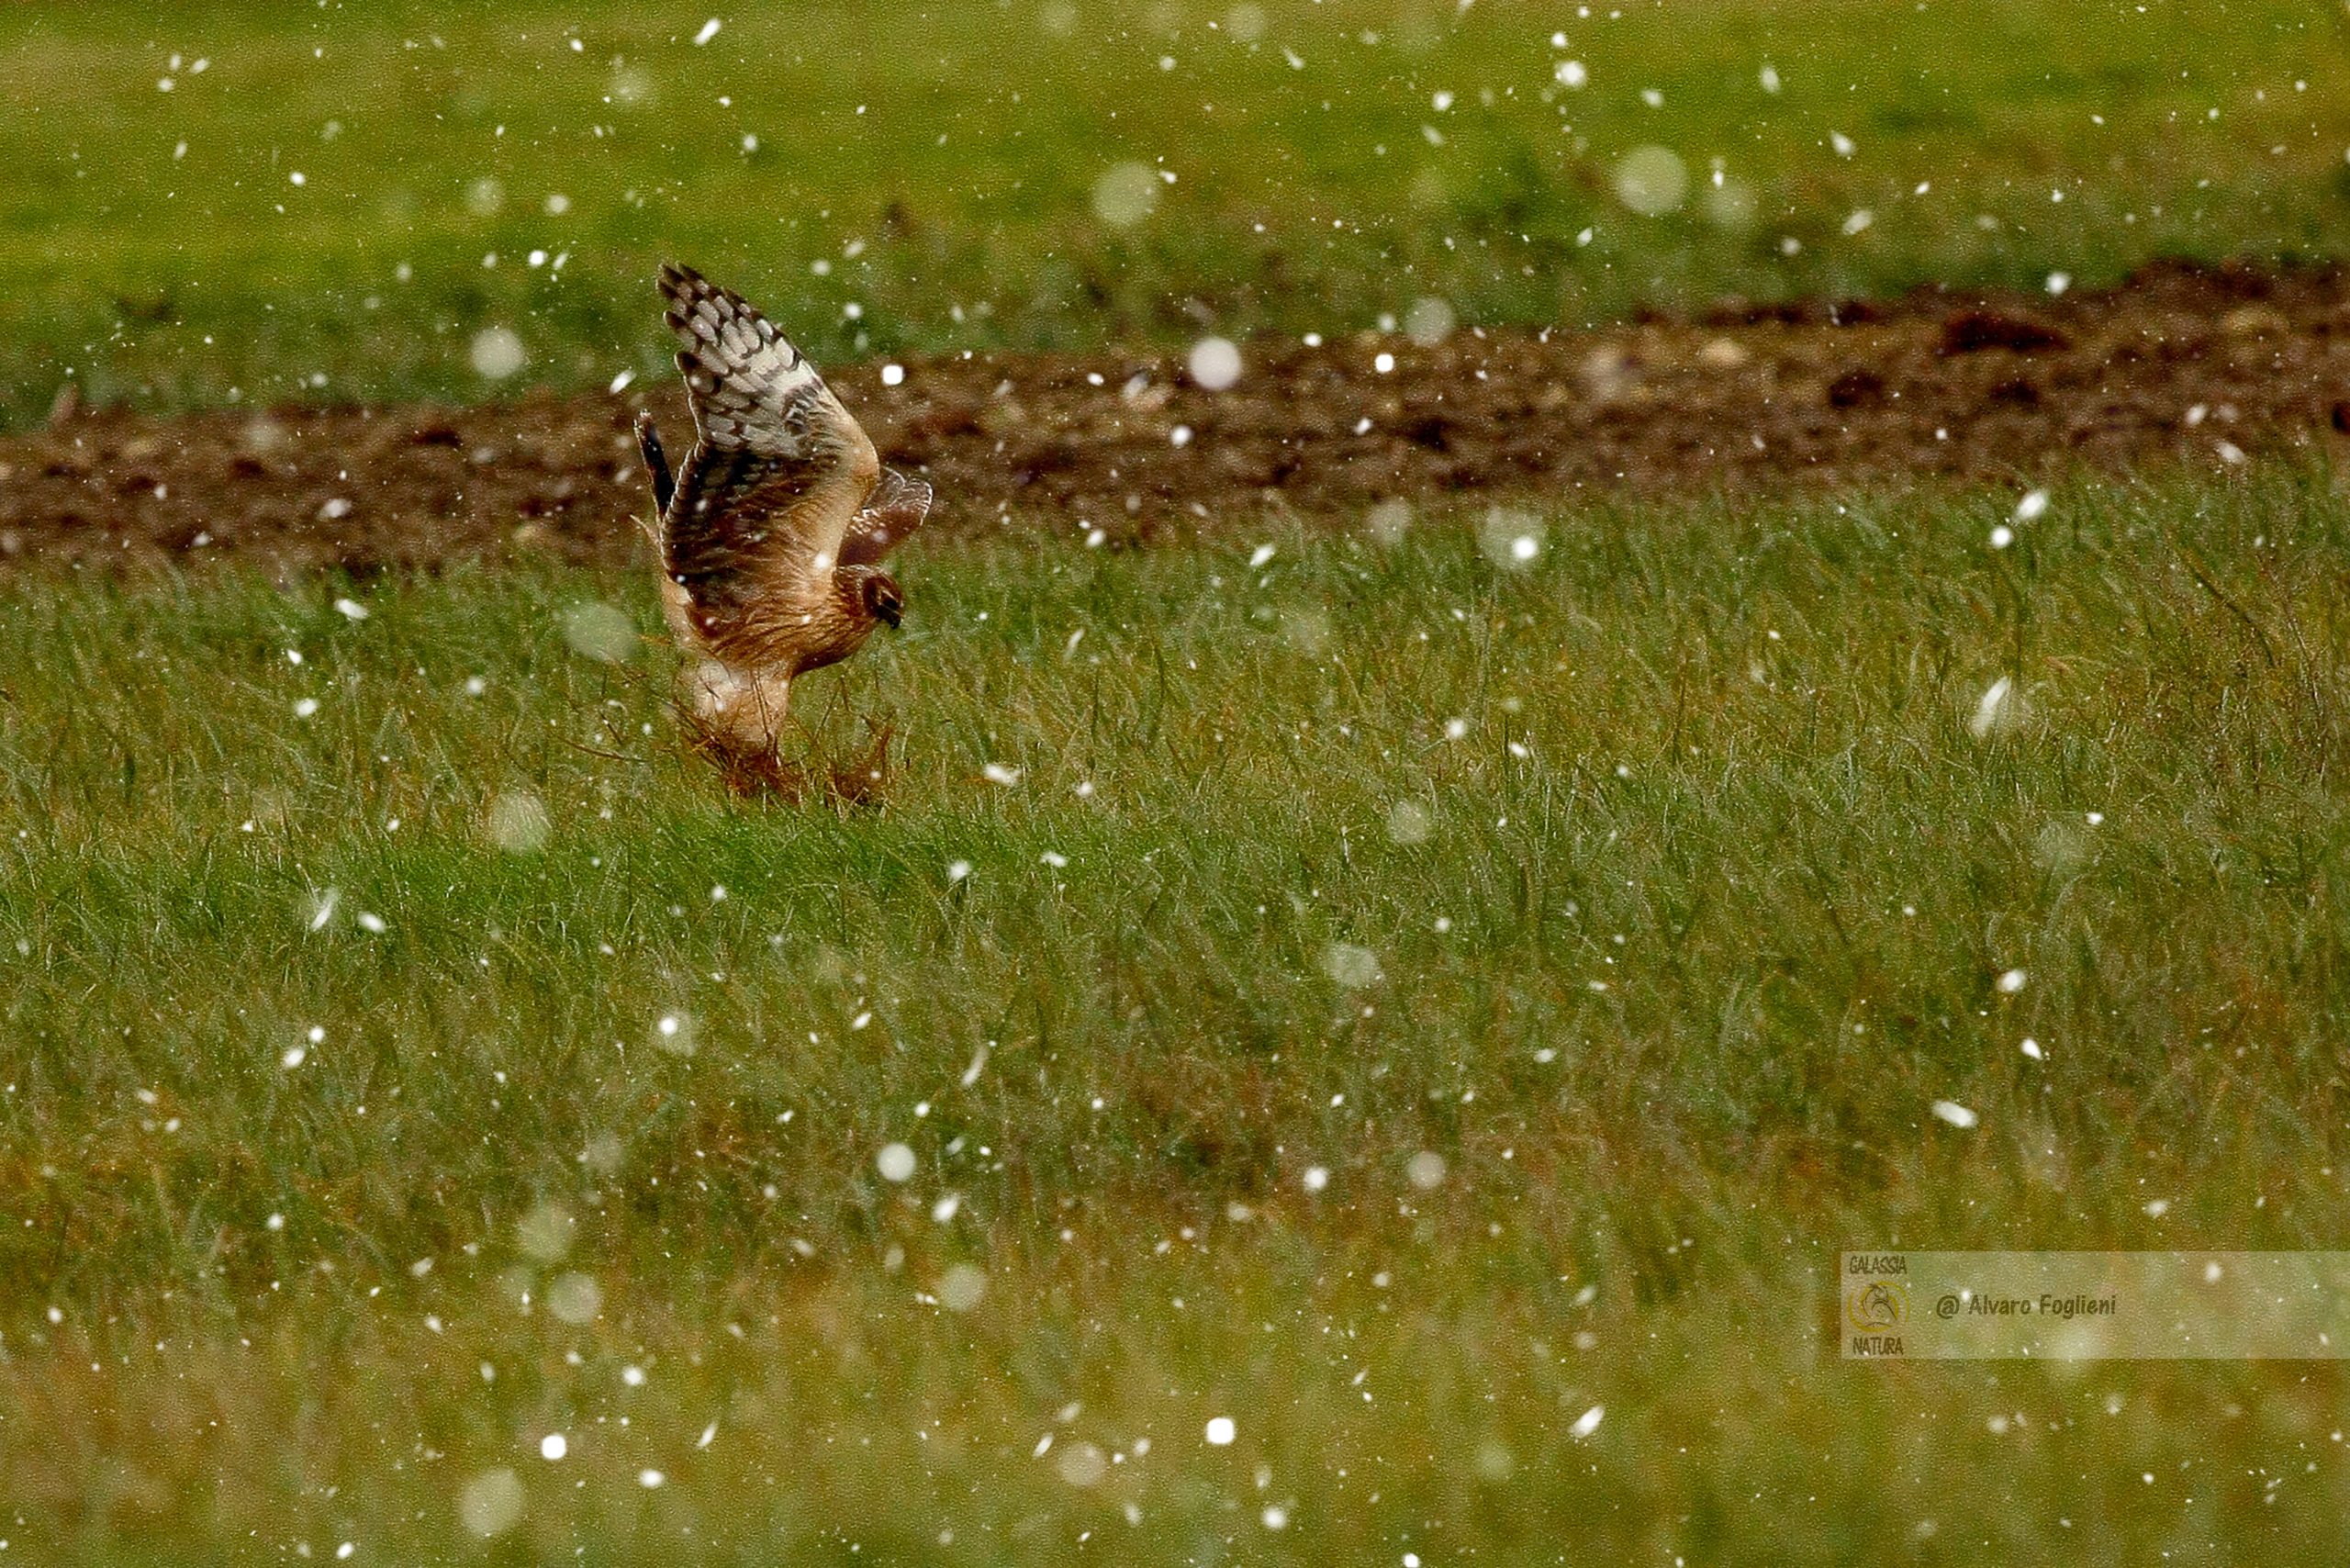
[859,569,905,631]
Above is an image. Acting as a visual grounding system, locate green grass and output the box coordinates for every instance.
[4,475,2348,1561]
[5,0,2349,424]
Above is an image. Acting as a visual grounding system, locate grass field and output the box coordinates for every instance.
[5,0,2349,423]
[5,474,2347,1560]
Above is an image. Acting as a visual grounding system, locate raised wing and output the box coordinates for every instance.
[656,263,878,650]
[840,466,934,567]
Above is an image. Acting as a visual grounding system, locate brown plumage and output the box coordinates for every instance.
[633,263,934,761]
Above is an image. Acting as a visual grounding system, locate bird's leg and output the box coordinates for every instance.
[684,665,789,755]
[679,664,803,797]
[743,672,793,759]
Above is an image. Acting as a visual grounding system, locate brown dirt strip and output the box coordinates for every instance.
[4,259,2348,577]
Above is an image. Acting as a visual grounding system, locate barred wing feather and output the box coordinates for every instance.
[655,262,878,647]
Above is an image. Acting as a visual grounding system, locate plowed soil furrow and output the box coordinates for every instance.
[5,260,2346,575]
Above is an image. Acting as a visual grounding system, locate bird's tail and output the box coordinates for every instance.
[634,412,676,520]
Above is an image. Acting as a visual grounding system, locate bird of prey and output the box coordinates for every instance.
[633,262,932,763]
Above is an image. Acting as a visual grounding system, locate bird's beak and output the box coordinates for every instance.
[878,602,902,630]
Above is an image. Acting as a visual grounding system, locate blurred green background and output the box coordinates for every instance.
[3,0,2346,424]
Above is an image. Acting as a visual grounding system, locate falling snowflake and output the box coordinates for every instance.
[1614,146,1688,215]
[1322,943,1380,988]
[1091,162,1159,226]
[1057,1441,1108,1486]
[1385,800,1433,846]
[547,1272,601,1325]
[1478,507,1546,569]
[1403,297,1455,347]
[1968,676,2016,740]
[938,1263,987,1311]
[1188,337,1242,390]
[469,327,527,380]
[652,1012,695,1057]
[563,601,636,663]
[457,1470,525,1539]
[1365,498,1413,544]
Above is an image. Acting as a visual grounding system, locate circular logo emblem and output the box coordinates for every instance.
[1846,1280,1908,1333]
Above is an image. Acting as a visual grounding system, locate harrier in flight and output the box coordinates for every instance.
[634,263,932,763]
